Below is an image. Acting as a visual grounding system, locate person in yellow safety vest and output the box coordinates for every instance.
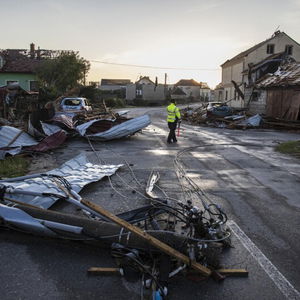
[167,100,181,144]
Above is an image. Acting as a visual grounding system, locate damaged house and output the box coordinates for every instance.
[0,44,41,92]
[252,62,300,121]
[220,31,300,109]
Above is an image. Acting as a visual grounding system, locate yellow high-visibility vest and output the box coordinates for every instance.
[167,103,181,123]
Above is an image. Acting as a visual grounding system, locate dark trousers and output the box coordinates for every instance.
[167,122,177,143]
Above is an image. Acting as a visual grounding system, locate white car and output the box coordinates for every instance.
[60,97,92,112]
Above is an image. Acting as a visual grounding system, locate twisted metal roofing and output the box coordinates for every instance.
[0,153,122,208]
[256,63,300,88]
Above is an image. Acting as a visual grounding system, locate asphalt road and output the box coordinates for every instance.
[1,105,299,300]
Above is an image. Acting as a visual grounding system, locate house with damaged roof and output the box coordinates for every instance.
[0,43,73,92]
[251,62,300,121]
[0,44,42,92]
[220,31,300,109]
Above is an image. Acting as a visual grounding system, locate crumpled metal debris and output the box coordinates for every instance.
[76,114,151,141]
[237,114,262,127]
[0,153,122,208]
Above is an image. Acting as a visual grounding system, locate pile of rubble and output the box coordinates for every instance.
[0,103,150,160]
[0,154,248,299]
[182,103,300,130]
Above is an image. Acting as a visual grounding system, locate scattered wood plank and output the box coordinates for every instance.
[217,269,248,277]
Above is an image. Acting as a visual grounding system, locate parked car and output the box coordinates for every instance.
[206,102,224,111]
[60,97,92,112]
[206,102,233,117]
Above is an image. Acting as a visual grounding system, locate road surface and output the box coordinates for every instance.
[1,105,299,299]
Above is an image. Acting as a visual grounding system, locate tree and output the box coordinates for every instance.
[37,52,90,96]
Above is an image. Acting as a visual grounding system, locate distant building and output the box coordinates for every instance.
[171,87,186,101]
[213,83,224,102]
[220,31,300,108]
[126,76,165,103]
[199,82,210,101]
[100,79,132,91]
[174,79,200,100]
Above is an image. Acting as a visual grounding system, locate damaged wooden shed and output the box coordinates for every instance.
[252,62,300,121]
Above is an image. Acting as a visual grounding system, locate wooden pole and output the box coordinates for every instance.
[81,199,212,277]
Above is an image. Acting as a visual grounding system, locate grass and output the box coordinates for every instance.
[275,140,300,158]
[0,156,30,179]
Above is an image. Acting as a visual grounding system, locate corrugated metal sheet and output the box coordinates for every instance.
[0,204,57,236]
[41,122,64,136]
[256,63,300,88]
[0,153,122,209]
[26,131,67,152]
[0,126,38,148]
[76,114,151,141]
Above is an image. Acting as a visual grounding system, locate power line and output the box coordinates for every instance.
[90,59,220,71]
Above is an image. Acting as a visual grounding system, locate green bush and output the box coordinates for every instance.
[104,98,125,108]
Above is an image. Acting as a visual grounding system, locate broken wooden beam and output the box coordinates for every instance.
[81,199,212,277]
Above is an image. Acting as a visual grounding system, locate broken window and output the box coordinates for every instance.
[267,44,274,54]
[252,91,259,101]
[285,45,293,55]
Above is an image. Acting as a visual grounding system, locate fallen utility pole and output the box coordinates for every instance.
[81,199,212,277]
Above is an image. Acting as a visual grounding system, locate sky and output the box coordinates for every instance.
[1,0,300,88]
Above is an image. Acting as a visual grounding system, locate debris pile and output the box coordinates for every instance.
[0,99,151,160]
[181,104,262,129]
[182,104,300,130]
[0,151,248,299]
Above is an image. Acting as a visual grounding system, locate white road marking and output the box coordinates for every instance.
[228,220,300,300]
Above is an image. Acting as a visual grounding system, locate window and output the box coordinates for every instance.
[6,80,19,87]
[218,91,222,101]
[0,56,4,69]
[285,45,293,55]
[136,89,142,96]
[29,80,38,92]
[252,91,259,102]
[225,90,228,101]
[267,44,274,54]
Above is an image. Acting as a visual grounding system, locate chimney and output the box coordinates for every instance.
[30,43,35,59]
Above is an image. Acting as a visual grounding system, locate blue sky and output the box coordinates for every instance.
[1,0,300,87]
